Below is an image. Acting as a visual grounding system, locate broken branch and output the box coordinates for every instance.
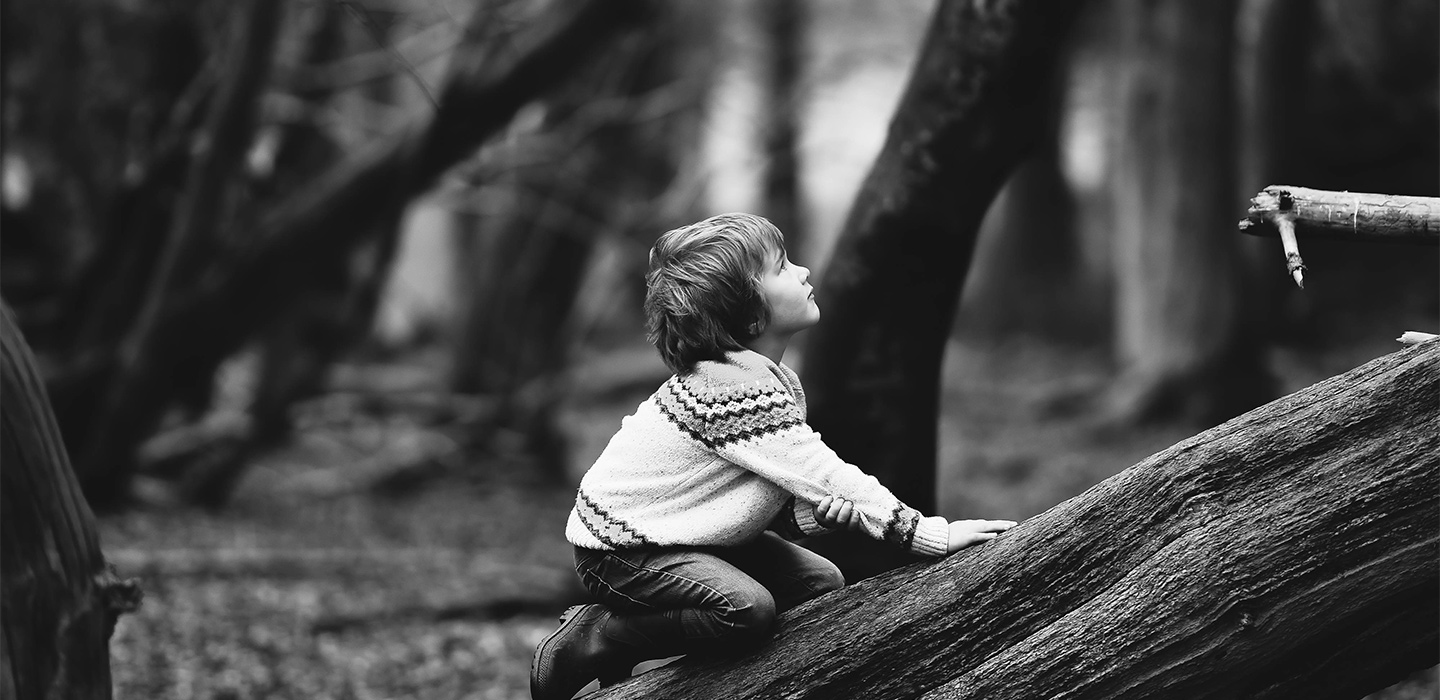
[1238,185,1439,288]
[1239,185,1440,243]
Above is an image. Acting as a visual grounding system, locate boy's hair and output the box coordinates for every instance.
[644,213,786,374]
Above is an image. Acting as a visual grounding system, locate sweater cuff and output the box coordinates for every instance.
[908,515,950,557]
[793,499,835,537]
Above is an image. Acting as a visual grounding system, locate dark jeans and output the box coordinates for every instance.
[574,532,844,652]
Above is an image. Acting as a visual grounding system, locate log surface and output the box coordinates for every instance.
[1238,185,1440,243]
[597,341,1440,699]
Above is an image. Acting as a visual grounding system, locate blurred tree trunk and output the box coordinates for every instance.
[1,0,206,353]
[1107,0,1272,426]
[450,3,709,480]
[1056,0,1126,341]
[1234,0,1315,346]
[54,6,211,356]
[180,0,372,507]
[47,0,654,507]
[1235,0,1313,203]
[800,0,1084,581]
[955,75,1086,340]
[1,301,140,700]
[244,0,354,445]
[32,1,215,460]
[758,0,806,252]
[598,341,1439,700]
[69,0,286,503]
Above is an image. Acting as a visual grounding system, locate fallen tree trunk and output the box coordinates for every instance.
[598,340,1439,699]
[1238,185,1440,243]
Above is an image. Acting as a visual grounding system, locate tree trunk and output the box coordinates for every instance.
[1233,0,1316,349]
[57,0,655,506]
[1239,186,1440,243]
[1,301,141,700]
[5,1,207,353]
[955,115,1083,339]
[67,0,285,501]
[450,1,705,480]
[181,1,392,509]
[758,0,806,251]
[798,0,1083,580]
[1235,0,1314,198]
[596,340,1439,700]
[1108,0,1272,427]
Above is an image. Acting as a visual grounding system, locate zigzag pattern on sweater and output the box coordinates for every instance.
[653,375,804,449]
[575,488,655,549]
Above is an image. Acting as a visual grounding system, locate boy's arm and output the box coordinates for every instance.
[725,433,952,557]
[666,377,951,556]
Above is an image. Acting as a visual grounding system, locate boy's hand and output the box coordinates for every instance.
[946,519,1017,554]
[815,496,862,531]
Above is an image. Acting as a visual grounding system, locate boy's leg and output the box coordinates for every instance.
[575,545,777,650]
[714,532,846,612]
[532,546,777,700]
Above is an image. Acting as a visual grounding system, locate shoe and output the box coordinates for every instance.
[530,605,634,700]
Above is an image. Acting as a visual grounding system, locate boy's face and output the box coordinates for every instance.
[757,249,820,336]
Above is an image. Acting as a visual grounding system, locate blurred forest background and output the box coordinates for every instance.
[2,0,1436,698]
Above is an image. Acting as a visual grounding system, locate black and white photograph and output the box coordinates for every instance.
[2,0,1436,698]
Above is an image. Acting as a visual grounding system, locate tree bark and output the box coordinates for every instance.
[596,340,1439,700]
[1239,186,1440,243]
[1,301,140,700]
[798,0,1083,580]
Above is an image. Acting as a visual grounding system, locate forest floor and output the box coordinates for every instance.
[99,334,1438,700]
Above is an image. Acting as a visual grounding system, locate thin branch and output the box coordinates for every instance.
[1237,185,1439,288]
[335,0,440,107]
[1238,185,1440,243]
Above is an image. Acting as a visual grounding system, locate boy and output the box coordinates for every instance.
[531,213,1015,699]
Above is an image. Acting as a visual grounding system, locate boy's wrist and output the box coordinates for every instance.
[909,515,950,557]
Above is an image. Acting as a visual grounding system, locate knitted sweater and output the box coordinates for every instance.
[566,349,950,557]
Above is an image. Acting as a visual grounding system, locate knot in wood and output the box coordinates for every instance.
[1180,492,1223,525]
[96,565,144,616]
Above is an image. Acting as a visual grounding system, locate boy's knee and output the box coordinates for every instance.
[722,588,777,640]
